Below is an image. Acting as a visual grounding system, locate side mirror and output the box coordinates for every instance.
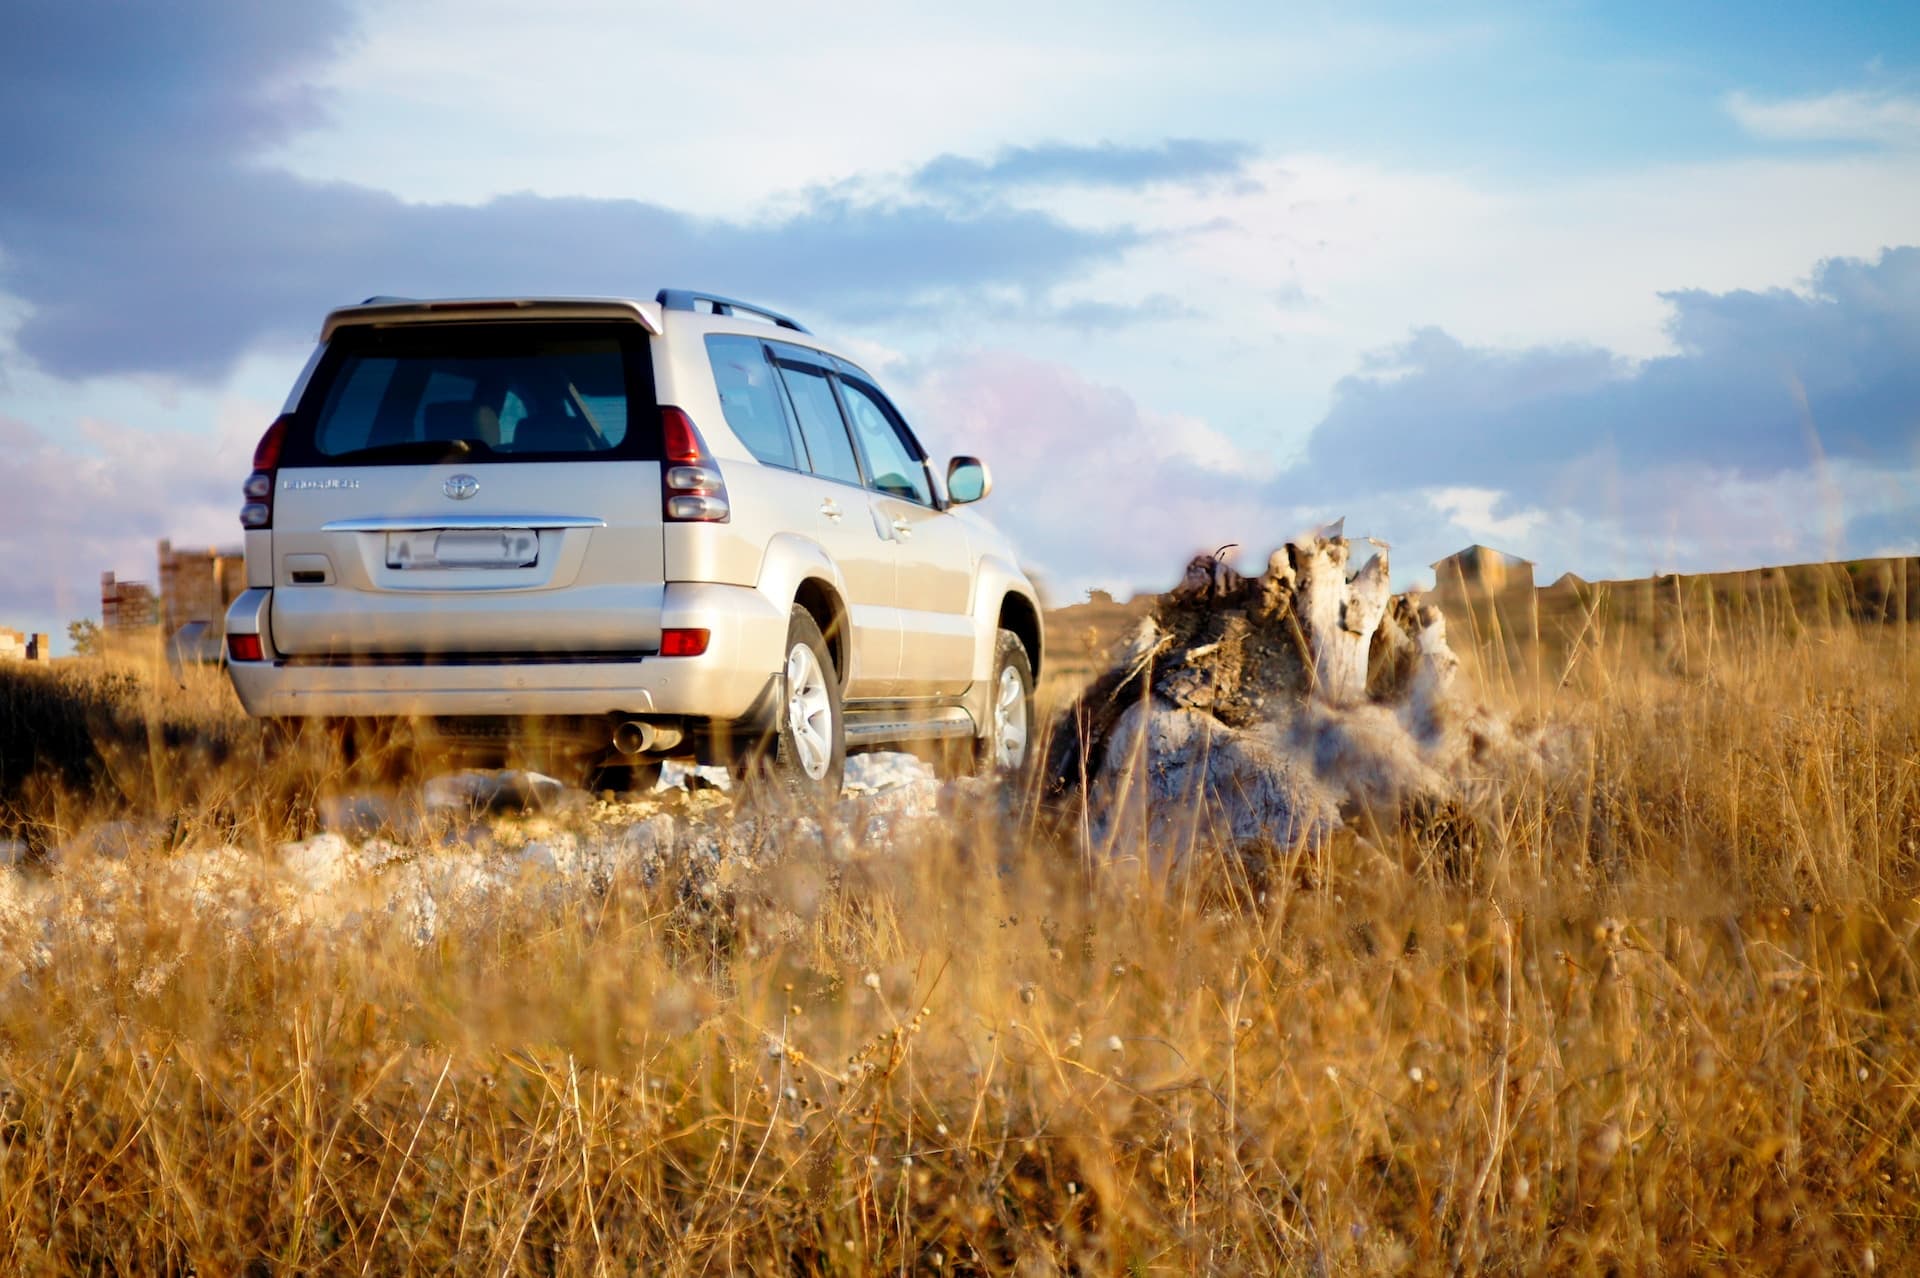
[946,456,992,505]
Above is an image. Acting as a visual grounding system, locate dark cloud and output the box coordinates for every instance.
[4,173,1140,381]
[0,0,348,197]
[0,2,1142,382]
[910,139,1257,195]
[1302,247,1920,498]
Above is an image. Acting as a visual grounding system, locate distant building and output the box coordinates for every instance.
[98,541,246,659]
[0,628,53,662]
[1430,545,1536,599]
[101,573,159,630]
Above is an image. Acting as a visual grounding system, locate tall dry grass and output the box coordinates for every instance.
[0,601,1915,1274]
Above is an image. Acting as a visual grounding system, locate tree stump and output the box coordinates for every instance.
[1047,523,1521,868]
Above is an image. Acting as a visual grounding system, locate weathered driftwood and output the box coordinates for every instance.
[1048,522,1508,864]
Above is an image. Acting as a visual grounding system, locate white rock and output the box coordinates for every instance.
[661,761,732,792]
[279,832,357,894]
[843,751,935,794]
[424,769,568,813]
[621,813,678,860]
[515,842,558,874]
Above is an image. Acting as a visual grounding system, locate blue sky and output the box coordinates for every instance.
[1,0,1916,642]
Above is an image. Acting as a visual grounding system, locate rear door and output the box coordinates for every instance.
[267,321,667,657]
[766,345,899,696]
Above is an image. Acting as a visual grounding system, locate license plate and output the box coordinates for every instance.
[385,529,540,569]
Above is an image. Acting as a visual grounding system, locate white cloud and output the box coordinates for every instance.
[0,399,268,637]
[1727,89,1920,146]
[1425,487,1546,545]
[899,350,1294,599]
[937,147,1920,475]
[272,2,1461,215]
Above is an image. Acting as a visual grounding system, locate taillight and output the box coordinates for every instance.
[227,633,264,662]
[239,415,290,530]
[659,628,711,657]
[660,407,730,523]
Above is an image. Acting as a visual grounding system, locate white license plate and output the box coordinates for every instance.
[385,529,540,569]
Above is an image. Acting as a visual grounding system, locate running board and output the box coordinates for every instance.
[843,707,977,745]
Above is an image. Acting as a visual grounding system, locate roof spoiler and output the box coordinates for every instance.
[321,297,665,341]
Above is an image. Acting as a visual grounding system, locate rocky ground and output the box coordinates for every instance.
[0,752,973,988]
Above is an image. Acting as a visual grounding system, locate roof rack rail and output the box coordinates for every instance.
[358,295,418,305]
[656,288,810,334]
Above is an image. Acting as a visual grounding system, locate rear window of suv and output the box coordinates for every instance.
[281,322,660,465]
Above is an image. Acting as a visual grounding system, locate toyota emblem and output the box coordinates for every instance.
[444,473,479,500]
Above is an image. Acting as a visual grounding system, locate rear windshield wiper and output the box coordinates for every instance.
[319,439,498,465]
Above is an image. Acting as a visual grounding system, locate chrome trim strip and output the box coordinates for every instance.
[320,515,608,532]
[843,712,976,743]
[279,649,653,668]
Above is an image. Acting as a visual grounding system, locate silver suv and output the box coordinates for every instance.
[223,290,1043,794]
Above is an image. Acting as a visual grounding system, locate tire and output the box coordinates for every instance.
[757,605,846,798]
[974,629,1036,775]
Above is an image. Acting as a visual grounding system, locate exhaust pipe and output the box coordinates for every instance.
[612,720,684,756]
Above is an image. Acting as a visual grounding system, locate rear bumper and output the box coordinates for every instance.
[223,582,787,720]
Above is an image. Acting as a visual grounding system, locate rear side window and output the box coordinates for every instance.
[705,335,799,469]
[285,322,659,465]
[776,363,863,487]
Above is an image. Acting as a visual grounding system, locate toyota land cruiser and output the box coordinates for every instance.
[222,290,1043,794]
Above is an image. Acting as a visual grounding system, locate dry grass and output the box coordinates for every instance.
[0,603,1916,1274]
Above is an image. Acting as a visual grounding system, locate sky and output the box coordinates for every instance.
[2,0,1917,644]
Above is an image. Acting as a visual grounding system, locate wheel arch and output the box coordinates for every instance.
[996,590,1043,678]
[792,576,850,686]
[755,532,853,686]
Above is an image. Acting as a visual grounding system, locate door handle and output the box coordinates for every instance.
[820,499,843,522]
[891,517,913,540]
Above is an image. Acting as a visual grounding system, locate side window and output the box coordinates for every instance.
[776,363,863,486]
[839,380,932,506]
[705,335,799,469]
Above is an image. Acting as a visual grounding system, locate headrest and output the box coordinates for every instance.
[422,400,482,442]
[512,412,598,453]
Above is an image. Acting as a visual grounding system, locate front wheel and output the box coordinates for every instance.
[757,606,846,798]
[975,629,1035,775]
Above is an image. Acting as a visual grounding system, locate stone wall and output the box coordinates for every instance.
[156,539,246,636]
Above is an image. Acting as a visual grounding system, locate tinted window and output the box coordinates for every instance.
[840,380,932,505]
[705,335,798,469]
[289,323,658,465]
[310,356,396,455]
[777,363,863,486]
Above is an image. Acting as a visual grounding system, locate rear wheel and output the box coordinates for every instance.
[753,606,845,798]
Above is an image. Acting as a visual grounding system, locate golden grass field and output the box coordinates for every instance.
[0,583,1915,1275]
